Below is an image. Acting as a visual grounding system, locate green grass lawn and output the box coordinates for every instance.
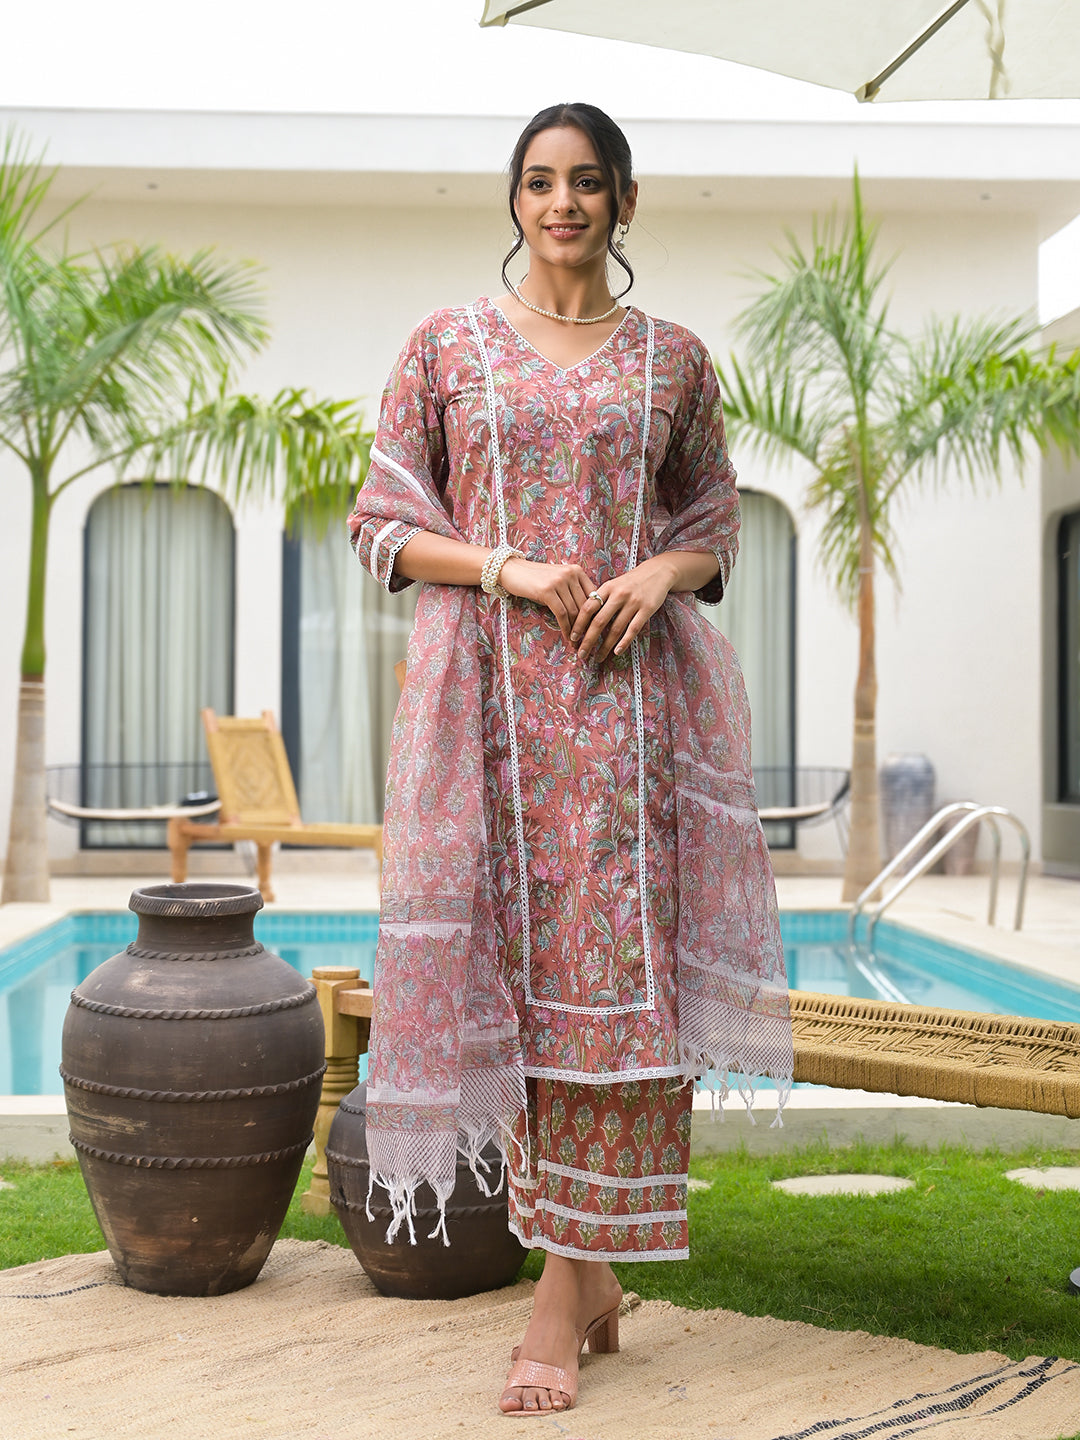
[2,1140,1079,1367]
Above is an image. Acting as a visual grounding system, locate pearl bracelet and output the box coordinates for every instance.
[480,543,524,600]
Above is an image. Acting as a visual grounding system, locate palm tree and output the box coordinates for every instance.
[717,173,1080,901]
[0,131,370,902]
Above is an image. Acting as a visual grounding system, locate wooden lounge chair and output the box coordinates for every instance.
[167,709,382,903]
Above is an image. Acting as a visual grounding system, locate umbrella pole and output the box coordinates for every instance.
[857,0,973,100]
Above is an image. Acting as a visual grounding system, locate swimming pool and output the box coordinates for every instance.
[0,909,1076,1095]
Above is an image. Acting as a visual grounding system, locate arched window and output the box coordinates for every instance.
[1060,508,1080,804]
[82,483,235,845]
[702,489,796,844]
[281,519,416,824]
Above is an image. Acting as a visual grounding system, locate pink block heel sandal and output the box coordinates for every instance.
[501,1357,577,1416]
[579,1304,619,1355]
[502,1304,620,1416]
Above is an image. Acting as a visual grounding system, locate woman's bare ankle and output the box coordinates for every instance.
[575,1260,622,1330]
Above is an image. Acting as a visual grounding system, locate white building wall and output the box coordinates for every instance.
[0,187,1046,869]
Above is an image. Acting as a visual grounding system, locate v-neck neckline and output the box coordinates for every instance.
[484,296,635,375]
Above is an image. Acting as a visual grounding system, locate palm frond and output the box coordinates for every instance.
[62,247,264,402]
[0,128,65,256]
[1,242,270,469]
[723,169,1080,613]
[805,437,900,608]
[887,314,1080,494]
[715,352,829,466]
[735,173,898,403]
[134,386,373,530]
[0,129,86,394]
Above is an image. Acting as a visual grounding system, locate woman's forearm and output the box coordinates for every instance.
[393,530,494,586]
[392,533,720,596]
[639,549,721,593]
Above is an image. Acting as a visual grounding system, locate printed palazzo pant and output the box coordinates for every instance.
[507,1078,694,1262]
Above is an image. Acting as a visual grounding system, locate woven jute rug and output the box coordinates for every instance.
[1,1240,1077,1440]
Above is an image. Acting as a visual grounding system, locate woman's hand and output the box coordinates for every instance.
[570,551,721,663]
[497,557,598,647]
[570,557,676,664]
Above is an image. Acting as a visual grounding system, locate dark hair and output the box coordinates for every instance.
[501,103,634,299]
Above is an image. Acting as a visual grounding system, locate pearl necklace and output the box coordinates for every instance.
[512,283,620,325]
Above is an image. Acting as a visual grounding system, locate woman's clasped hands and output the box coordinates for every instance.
[496,555,677,664]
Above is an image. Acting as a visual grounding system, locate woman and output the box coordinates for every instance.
[348,102,792,1418]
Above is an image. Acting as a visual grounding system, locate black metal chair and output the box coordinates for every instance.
[754,766,850,851]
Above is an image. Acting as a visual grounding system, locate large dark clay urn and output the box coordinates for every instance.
[62,883,325,1296]
[327,1082,527,1300]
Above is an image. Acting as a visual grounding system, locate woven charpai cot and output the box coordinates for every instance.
[789,991,1080,1118]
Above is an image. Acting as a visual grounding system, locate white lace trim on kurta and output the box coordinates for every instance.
[465,303,659,1018]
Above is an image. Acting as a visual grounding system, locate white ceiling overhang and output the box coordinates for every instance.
[5,108,1080,239]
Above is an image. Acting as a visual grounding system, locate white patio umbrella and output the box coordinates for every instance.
[479,0,1079,102]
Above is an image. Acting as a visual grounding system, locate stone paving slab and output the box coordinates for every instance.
[773,1173,917,1195]
[1005,1165,1080,1190]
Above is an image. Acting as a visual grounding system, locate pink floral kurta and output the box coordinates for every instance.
[348,299,792,1247]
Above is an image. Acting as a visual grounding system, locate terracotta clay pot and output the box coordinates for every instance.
[327,1082,527,1300]
[61,882,325,1296]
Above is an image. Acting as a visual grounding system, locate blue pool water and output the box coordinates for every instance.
[0,910,1076,1095]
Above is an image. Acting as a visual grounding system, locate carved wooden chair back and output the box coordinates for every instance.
[202,708,302,828]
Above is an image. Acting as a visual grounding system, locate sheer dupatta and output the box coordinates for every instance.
[348,363,526,1245]
[647,348,793,1113]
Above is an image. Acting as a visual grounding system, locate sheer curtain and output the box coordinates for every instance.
[703,489,795,833]
[83,484,234,845]
[294,522,417,824]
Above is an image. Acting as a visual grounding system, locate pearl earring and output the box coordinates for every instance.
[616,222,630,250]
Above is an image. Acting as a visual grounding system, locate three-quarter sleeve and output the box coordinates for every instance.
[348,317,450,593]
[653,338,739,606]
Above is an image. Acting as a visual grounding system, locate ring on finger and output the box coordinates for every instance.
[588,590,603,602]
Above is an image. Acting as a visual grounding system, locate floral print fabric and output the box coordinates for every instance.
[509,1078,693,1260]
[347,299,792,1247]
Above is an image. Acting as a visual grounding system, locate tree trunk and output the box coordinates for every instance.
[3,475,52,904]
[2,679,49,902]
[841,497,881,902]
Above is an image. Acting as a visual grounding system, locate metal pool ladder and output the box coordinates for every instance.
[847,802,1031,955]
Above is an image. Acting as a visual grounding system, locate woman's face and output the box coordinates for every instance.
[515,125,635,274]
